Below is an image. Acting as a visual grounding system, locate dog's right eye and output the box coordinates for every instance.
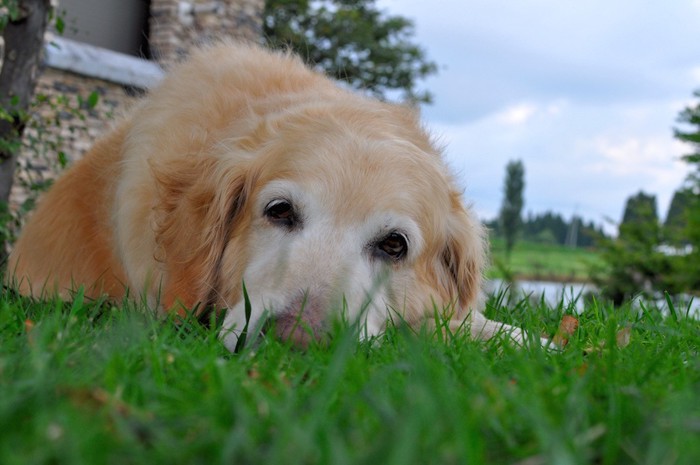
[374,231,408,261]
[264,199,298,228]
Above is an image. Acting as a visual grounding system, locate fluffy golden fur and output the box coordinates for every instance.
[8,43,525,349]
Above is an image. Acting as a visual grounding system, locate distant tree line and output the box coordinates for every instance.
[618,184,696,250]
[487,211,607,248]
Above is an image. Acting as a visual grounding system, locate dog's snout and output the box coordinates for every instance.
[271,293,327,349]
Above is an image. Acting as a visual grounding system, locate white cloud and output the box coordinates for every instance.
[494,103,538,126]
[546,100,567,116]
[587,137,687,176]
[430,99,691,227]
[691,66,700,84]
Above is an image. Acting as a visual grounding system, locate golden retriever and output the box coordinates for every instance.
[7,43,527,350]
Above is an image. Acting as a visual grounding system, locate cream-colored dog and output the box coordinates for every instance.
[7,43,527,350]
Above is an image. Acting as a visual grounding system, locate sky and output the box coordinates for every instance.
[377,0,700,232]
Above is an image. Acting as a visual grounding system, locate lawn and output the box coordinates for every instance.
[1,288,699,464]
[489,239,604,283]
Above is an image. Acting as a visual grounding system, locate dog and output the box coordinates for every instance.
[7,43,528,350]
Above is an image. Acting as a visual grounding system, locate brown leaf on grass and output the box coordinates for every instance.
[66,387,133,416]
[64,387,154,444]
[552,315,579,347]
[583,326,632,355]
[575,362,589,376]
[616,326,632,348]
[560,315,579,334]
[24,319,36,346]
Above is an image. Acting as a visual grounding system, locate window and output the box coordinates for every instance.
[58,0,151,58]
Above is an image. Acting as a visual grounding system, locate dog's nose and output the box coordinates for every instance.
[271,292,326,349]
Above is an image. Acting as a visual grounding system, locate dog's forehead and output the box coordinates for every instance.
[254,139,453,227]
[247,103,459,225]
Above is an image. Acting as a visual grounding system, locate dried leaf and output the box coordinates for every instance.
[575,362,589,376]
[552,315,579,347]
[560,315,579,334]
[616,326,631,348]
[25,319,35,346]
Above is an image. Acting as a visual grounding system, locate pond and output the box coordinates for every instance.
[486,279,700,318]
[486,279,592,312]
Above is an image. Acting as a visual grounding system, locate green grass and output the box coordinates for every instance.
[489,239,604,282]
[1,288,699,464]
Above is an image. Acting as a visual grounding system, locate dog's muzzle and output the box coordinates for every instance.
[268,292,327,349]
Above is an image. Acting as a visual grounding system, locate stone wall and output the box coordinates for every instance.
[151,0,264,65]
[12,67,137,212]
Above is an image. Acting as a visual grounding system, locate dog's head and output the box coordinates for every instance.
[218,105,484,349]
[118,45,487,350]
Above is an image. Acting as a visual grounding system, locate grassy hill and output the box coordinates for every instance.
[488,238,604,282]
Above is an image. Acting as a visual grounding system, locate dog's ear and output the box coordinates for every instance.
[440,191,487,317]
[151,156,248,315]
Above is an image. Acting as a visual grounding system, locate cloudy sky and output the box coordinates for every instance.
[378,0,700,231]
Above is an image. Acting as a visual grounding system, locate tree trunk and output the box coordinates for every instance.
[0,0,51,261]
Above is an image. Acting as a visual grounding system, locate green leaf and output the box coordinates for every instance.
[57,151,68,168]
[86,91,99,109]
[55,15,65,35]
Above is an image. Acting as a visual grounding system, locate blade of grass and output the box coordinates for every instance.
[233,281,252,354]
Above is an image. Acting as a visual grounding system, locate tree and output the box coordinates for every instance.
[675,90,700,157]
[664,185,693,245]
[263,0,437,104]
[499,160,525,259]
[0,0,53,261]
[672,89,700,289]
[619,191,658,237]
[593,192,674,305]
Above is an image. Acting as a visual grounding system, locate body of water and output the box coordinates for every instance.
[486,279,699,318]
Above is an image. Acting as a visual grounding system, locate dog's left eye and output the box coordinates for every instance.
[265,199,298,228]
[375,232,408,261]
